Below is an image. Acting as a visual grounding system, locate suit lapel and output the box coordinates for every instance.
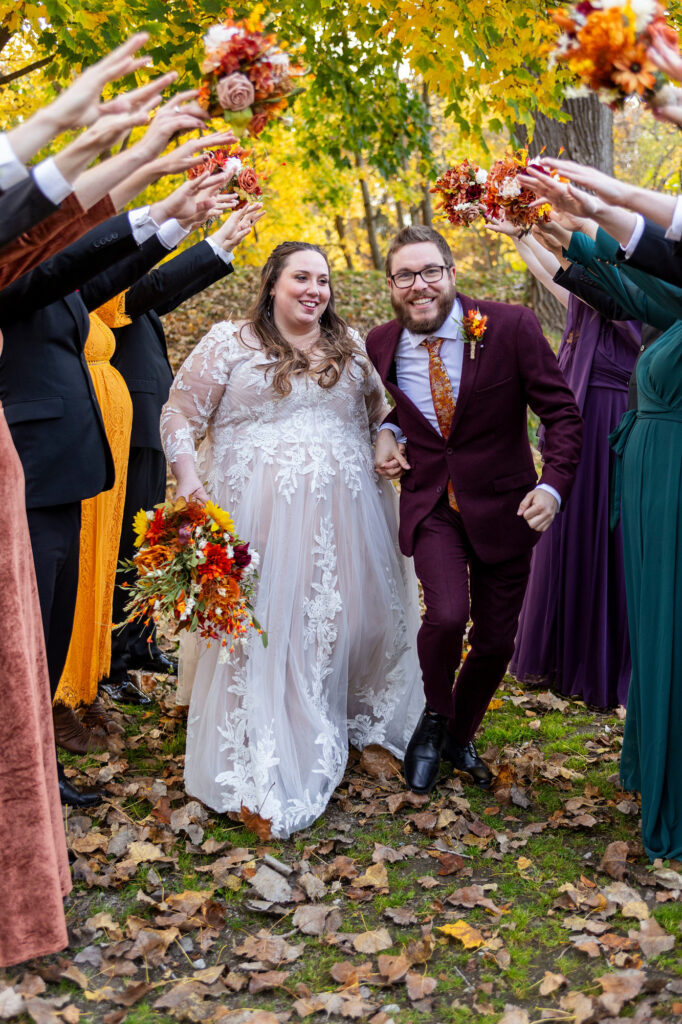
[64,292,88,349]
[448,292,485,439]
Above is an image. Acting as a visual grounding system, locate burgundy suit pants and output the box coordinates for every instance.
[412,499,531,744]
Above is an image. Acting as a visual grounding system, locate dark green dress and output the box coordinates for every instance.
[611,322,682,861]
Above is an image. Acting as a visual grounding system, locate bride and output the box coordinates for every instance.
[160,241,423,837]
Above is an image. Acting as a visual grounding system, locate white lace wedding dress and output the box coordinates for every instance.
[160,321,423,837]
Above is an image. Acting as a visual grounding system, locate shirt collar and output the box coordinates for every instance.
[400,297,463,349]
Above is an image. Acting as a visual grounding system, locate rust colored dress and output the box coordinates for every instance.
[55,297,132,707]
[0,392,71,966]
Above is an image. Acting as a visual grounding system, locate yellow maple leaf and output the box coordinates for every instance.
[437,920,485,949]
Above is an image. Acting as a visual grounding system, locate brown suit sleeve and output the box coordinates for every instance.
[0,193,116,288]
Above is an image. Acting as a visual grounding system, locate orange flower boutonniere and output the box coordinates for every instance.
[462,309,488,360]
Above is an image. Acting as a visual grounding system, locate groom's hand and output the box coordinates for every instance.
[375,429,410,480]
[518,488,558,532]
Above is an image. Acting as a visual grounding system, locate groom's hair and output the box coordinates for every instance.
[385,226,454,277]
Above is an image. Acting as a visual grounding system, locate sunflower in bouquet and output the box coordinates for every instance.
[188,143,263,207]
[198,9,306,136]
[483,150,553,232]
[431,159,488,227]
[123,497,265,657]
[551,1,678,108]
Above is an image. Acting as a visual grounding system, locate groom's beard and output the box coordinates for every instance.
[389,282,457,335]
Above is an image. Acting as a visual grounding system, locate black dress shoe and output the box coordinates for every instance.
[442,736,493,789]
[58,774,104,808]
[404,707,447,794]
[126,649,178,675]
[100,676,152,706]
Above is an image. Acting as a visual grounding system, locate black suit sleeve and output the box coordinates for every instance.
[124,240,233,320]
[79,235,168,311]
[0,174,58,249]
[553,264,636,322]
[0,213,136,322]
[615,218,682,286]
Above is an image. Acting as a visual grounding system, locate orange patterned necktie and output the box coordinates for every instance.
[421,337,458,511]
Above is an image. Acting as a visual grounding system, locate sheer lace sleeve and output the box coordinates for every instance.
[349,328,391,441]
[161,321,247,466]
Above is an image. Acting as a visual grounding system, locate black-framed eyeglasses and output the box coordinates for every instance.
[389,265,452,289]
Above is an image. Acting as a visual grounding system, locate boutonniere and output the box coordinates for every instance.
[462,309,488,360]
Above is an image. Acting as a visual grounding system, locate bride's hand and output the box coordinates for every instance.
[176,480,210,503]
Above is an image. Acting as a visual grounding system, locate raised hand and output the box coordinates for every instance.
[531,220,572,259]
[482,211,523,237]
[534,159,628,206]
[517,167,602,220]
[648,25,682,83]
[150,172,235,230]
[211,203,265,251]
[154,129,238,176]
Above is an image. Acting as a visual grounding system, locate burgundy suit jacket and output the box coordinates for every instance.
[366,293,583,563]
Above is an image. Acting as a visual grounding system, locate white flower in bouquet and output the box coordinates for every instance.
[266,49,291,81]
[221,157,243,179]
[475,168,488,185]
[498,177,522,199]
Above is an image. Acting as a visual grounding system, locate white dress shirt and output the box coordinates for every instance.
[380,299,561,507]
[0,132,72,203]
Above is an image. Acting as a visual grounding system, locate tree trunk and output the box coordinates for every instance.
[355,154,383,270]
[522,94,614,334]
[335,215,354,270]
[395,200,405,230]
[420,82,434,227]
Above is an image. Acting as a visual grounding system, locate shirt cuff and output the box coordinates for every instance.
[665,195,682,242]
[0,133,29,190]
[128,205,160,245]
[378,422,407,445]
[157,218,189,251]
[621,213,645,258]
[206,236,234,265]
[536,482,561,509]
[31,156,72,205]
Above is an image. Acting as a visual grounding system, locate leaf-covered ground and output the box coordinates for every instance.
[2,673,682,1024]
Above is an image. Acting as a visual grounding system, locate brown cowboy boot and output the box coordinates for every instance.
[80,696,125,737]
[52,703,108,754]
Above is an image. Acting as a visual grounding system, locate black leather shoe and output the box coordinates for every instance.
[127,649,178,675]
[404,707,447,794]
[100,676,152,706]
[442,736,493,789]
[58,774,104,808]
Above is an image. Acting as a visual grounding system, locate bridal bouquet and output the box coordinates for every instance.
[199,11,306,136]
[188,144,263,206]
[123,497,265,656]
[483,150,552,231]
[551,1,677,107]
[431,159,488,227]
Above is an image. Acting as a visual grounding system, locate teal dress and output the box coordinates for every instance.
[611,322,682,861]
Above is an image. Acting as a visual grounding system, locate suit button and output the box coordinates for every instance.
[436,485,442,493]
[446,447,453,455]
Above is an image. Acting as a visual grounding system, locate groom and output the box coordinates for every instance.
[367,226,582,793]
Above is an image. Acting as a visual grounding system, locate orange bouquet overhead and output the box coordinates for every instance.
[122,497,265,658]
[199,10,306,136]
[551,1,677,108]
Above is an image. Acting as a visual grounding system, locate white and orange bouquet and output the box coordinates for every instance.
[431,159,488,227]
[199,10,306,136]
[188,143,263,206]
[122,497,265,657]
[483,149,553,231]
[551,1,677,108]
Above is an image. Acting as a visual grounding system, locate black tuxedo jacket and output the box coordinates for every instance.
[0,217,168,508]
[0,174,57,249]
[112,240,232,451]
[615,218,682,287]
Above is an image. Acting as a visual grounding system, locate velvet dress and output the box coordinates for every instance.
[510,295,639,708]
[0,398,71,966]
[611,322,682,861]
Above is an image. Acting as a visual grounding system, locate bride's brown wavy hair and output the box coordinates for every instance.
[241,241,370,397]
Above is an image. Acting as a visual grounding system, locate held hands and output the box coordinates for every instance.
[518,488,558,533]
[374,429,410,480]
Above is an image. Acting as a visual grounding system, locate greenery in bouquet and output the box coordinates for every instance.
[188,143,263,206]
[122,496,265,657]
[431,159,488,227]
[551,0,678,108]
[198,9,306,136]
[483,150,553,232]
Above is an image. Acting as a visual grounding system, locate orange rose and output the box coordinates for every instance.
[237,167,261,195]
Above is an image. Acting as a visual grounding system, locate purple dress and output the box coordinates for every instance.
[510,296,640,708]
